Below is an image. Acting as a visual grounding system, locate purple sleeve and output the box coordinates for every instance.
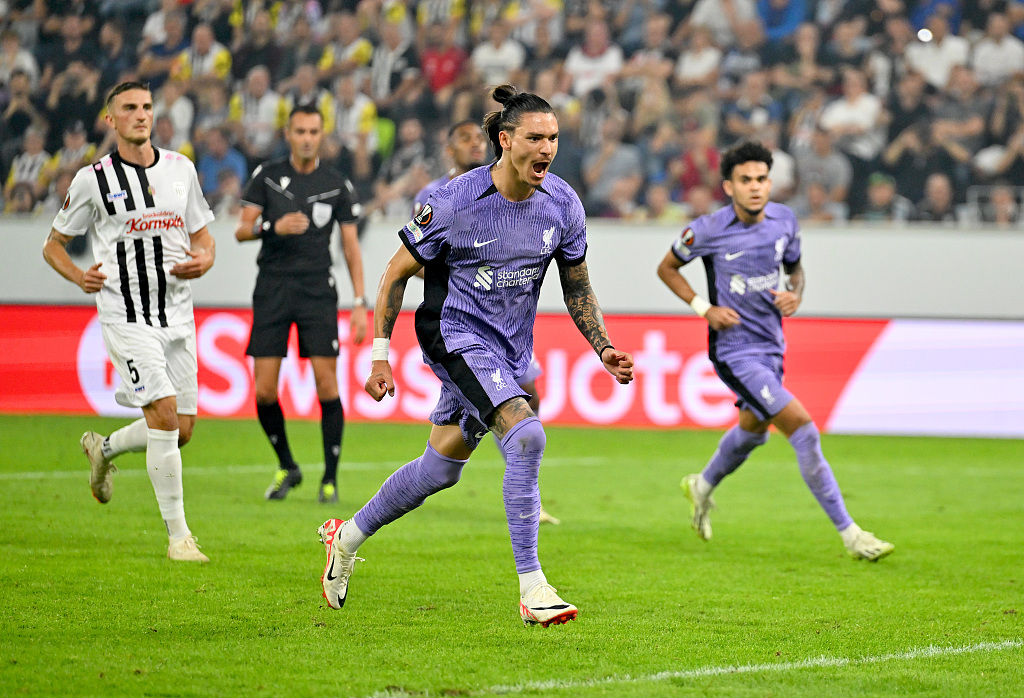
[398,190,453,265]
[555,197,587,267]
[784,214,801,265]
[670,216,712,264]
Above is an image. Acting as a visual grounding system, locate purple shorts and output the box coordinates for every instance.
[428,345,529,450]
[711,352,794,422]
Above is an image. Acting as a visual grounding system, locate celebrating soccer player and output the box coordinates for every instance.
[318,85,635,626]
[656,140,894,561]
[234,104,368,504]
[42,81,216,562]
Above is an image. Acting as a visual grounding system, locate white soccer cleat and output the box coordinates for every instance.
[538,507,561,525]
[519,583,578,627]
[80,431,117,504]
[167,536,210,563]
[842,525,895,561]
[319,519,363,610]
[681,473,715,541]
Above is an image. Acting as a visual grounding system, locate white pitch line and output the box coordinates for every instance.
[0,456,616,481]
[360,640,1023,698]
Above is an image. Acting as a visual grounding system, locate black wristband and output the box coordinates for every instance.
[598,344,614,359]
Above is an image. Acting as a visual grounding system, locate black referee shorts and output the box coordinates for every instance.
[246,273,340,358]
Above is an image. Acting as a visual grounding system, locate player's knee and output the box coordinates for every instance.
[502,417,546,457]
[178,425,193,447]
[744,429,769,448]
[254,389,279,406]
[422,447,465,490]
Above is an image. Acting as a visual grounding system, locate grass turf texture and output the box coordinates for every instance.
[0,414,1021,697]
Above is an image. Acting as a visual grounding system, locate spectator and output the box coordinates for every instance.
[786,83,829,152]
[932,66,988,156]
[971,13,1024,88]
[191,80,231,146]
[0,29,39,90]
[908,0,961,33]
[770,23,833,99]
[197,126,248,196]
[820,19,868,78]
[419,23,469,116]
[1,70,45,145]
[628,77,673,140]
[210,168,243,219]
[174,22,232,89]
[563,20,624,100]
[632,179,688,222]
[905,14,969,90]
[232,10,283,82]
[138,11,190,90]
[96,19,134,92]
[416,0,469,45]
[38,15,99,92]
[3,180,37,214]
[317,12,372,84]
[581,109,643,215]
[763,130,796,202]
[720,70,784,146]
[913,171,960,223]
[229,65,287,170]
[690,0,758,49]
[508,0,564,48]
[882,121,970,203]
[673,25,722,91]
[333,73,380,155]
[716,19,767,97]
[470,19,527,88]
[640,120,683,183]
[283,64,336,133]
[522,19,567,80]
[977,184,1022,227]
[43,61,102,153]
[791,180,848,222]
[885,70,930,144]
[152,113,195,161]
[987,124,1024,186]
[3,127,49,201]
[154,79,195,147]
[372,116,432,218]
[794,127,853,205]
[39,121,96,196]
[619,13,676,111]
[277,15,324,88]
[683,183,717,219]
[855,171,914,222]
[818,68,884,214]
[675,125,723,202]
[39,167,75,216]
[758,0,807,43]
[138,0,181,55]
[368,18,426,122]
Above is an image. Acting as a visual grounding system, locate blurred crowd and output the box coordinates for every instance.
[3,0,1024,227]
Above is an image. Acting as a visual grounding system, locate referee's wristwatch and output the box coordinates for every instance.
[353,296,369,309]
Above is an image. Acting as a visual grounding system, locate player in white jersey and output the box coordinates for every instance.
[42,81,216,563]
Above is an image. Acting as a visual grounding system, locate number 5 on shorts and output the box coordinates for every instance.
[126,359,140,384]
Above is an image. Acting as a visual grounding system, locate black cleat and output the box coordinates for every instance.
[265,467,302,500]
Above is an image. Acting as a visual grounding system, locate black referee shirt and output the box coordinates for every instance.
[241,157,360,275]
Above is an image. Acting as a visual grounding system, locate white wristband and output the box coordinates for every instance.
[689,295,712,318]
[371,337,390,362]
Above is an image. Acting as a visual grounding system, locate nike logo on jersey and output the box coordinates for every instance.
[474,238,498,248]
[725,251,745,260]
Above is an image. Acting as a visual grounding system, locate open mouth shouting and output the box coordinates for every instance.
[531,160,550,180]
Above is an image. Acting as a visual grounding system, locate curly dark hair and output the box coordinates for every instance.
[720,141,773,180]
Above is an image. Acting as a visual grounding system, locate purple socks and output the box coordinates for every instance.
[701,425,769,487]
[500,417,546,574]
[352,442,466,536]
[788,422,853,531]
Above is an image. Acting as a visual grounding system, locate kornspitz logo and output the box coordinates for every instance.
[474,265,493,290]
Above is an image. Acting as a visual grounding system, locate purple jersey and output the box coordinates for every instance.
[413,174,451,216]
[400,166,587,377]
[671,202,801,360]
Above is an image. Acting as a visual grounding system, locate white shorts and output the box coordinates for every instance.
[101,321,199,415]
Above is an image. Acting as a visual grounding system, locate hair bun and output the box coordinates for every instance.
[491,84,518,106]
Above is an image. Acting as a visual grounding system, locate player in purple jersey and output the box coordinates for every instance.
[415,120,562,525]
[657,141,894,562]
[318,85,634,626]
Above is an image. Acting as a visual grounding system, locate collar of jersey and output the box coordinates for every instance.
[112,146,160,170]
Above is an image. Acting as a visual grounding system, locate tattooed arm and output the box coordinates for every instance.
[364,244,423,400]
[772,259,804,317]
[558,261,634,384]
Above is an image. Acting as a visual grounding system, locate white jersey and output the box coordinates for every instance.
[53,147,215,327]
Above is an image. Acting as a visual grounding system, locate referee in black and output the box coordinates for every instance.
[235,103,367,503]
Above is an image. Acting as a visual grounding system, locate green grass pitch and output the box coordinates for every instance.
[1,413,1021,697]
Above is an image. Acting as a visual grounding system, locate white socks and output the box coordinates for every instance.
[694,474,714,499]
[339,519,368,553]
[103,418,149,459]
[519,569,547,597]
[146,428,190,540]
